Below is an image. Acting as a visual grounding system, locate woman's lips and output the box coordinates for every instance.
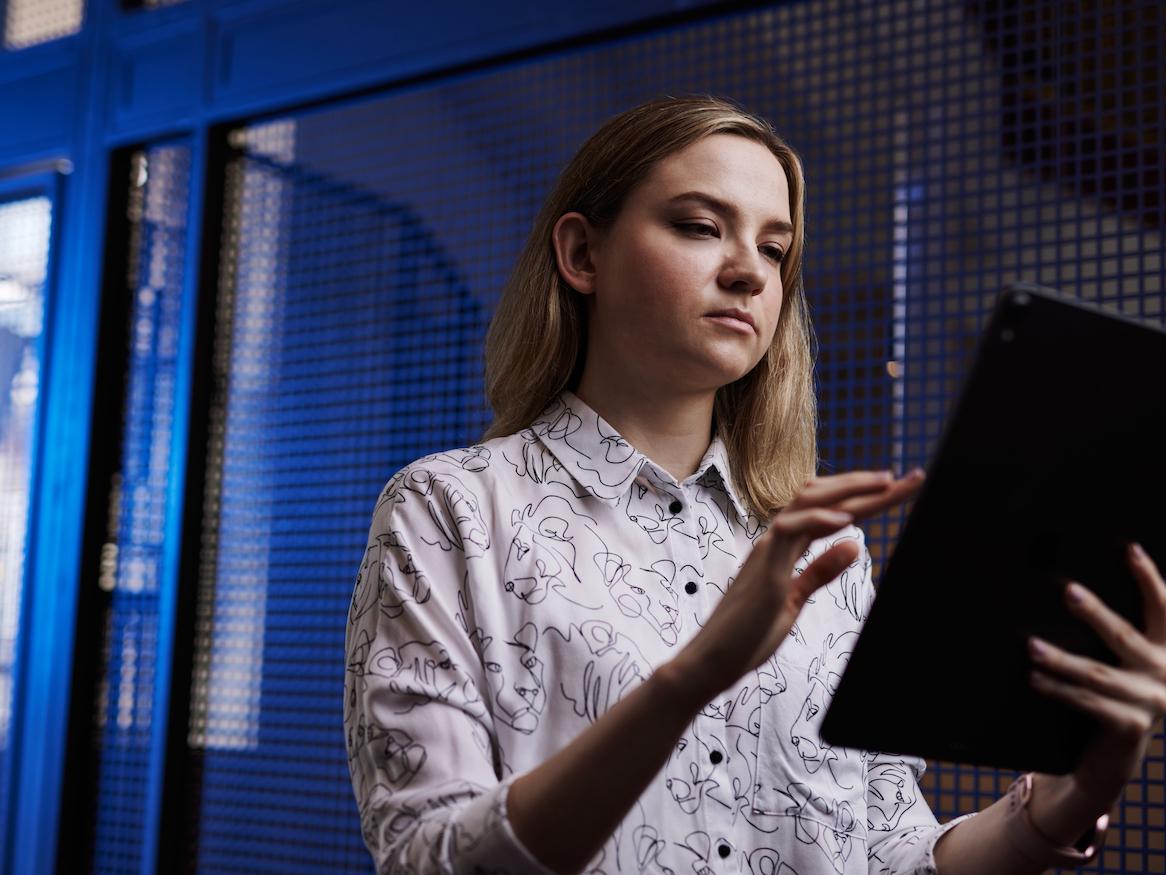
[705,315,755,334]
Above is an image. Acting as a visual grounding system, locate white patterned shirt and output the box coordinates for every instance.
[344,389,969,874]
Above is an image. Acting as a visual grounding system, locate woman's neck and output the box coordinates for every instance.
[571,378,716,484]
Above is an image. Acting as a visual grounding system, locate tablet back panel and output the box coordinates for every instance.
[820,283,1166,774]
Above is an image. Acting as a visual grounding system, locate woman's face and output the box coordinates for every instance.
[580,132,793,394]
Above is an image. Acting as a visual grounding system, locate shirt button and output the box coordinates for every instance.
[709,750,723,765]
[668,499,682,514]
[684,581,698,595]
[718,844,731,859]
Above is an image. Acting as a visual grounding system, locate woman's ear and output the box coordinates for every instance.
[551,211,602,296]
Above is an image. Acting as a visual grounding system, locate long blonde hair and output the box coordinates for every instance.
[480,94,817,519]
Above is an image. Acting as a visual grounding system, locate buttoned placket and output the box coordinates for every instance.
[655,467,743,851]
[690,508,741,865]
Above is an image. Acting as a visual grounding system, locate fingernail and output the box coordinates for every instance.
[1066,582,1086,604]
[909,467,926,480]
[1028,637,1048,658]
[1130,542,1146,562]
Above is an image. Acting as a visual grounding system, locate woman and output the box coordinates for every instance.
[344,94,1165,874]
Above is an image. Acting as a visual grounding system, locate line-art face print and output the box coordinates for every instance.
[595,547,681,645]
[866,760,919,832]
[509,429,565,485]
[624,483,688,545]
[691,500,735,562]
[504,496,603,609]
[368,639,484,718]
[678,830,738,875]
[547,619,649,723]
[347,714,428,797]
[824,532,871,623]
[535,402,583,446]
[346,627,373,682]
[746,845,799,875]
[666,727,734,815]
[583,799,671,875]
[434,445,492,473]
[757,653,790,707]
[639,559,684,639]
[398,467,490,558]
[587,412,640,490]
[351,532,432,624]
[479,622,546,734]
[777,781,857,875]
[790,631,859,787]
[375,726,427,789]
[409,779,494,866]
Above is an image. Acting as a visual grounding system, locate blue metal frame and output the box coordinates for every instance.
[5,1,112,871]
[0,167,63,875]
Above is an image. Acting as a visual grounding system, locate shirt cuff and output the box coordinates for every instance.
[874,811,977,875]
[488,773,561,875]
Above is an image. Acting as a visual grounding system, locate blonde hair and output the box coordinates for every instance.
[480,94,817,519]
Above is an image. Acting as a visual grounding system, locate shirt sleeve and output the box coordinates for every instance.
[343,463,557,875]
[853,529,978,874]
[865,752,975,874]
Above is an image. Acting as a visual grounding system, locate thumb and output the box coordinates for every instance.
[790,540,861,605]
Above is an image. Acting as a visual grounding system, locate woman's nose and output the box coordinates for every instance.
[720,241,768,295]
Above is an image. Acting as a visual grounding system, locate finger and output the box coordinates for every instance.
[770,506,853,533]
[832,474,924,520]
[769,507,853,542]
[1064,581,1162,669]
[767,508,853,567]
[788,472,925,523]
[791,540,862,605]
[1129,543,1166,644]
[1028,636,1166,713]
[1030,668,1157,742]
[789,470,899,509]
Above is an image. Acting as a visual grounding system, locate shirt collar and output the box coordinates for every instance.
[528,389,749,523]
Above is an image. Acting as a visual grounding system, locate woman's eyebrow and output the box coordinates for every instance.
[665,190,794,234]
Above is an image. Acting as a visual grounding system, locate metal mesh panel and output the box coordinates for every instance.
[0,193,50,873]
[2,0,83,49]
[183,116,491,870]
[173,1,1163,872]
[87,143,191,874]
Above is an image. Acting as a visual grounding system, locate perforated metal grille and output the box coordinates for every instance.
[87,143,191,874]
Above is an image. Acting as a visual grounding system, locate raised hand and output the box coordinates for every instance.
[672,468,926,702]
[1027,543,1166,808]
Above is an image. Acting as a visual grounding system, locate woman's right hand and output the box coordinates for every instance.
[668,469,926,704]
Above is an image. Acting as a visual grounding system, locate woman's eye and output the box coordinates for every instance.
[676,222,717,237]
[762,246,786,264]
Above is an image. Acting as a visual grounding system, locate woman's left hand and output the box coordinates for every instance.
[1027,542,1166,808]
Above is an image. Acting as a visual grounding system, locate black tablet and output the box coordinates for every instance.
[819,282,1166,775]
